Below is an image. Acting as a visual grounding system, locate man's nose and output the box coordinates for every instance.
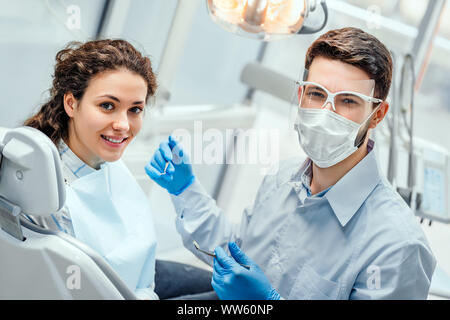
[323,100,335,111]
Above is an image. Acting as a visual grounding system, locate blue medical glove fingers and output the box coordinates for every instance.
[173,143,190,165]
[146,136,195,195]
[159,141,173,162]
[228,242,254,268]
[153,149,168,171]
[168,135,178,149]
[158,143,175,175]
[151,151,173,181]
[145,163,159,179]
[168,135,192,166]
[146,149,173,182]
[214,246,240,270]
[154,151,175,176]
[211,277,227,300]
[212,257,229,281]
[145,162,173,182]
[213,256,223,275]
[149,139,174,174]
[172,146,185,165]
[213,244,281,300]
[168,135,181,158]
[212,258,237,300]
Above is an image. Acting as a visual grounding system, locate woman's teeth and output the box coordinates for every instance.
[102,135,126,143]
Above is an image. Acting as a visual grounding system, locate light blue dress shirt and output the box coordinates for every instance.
[171,140,436,299]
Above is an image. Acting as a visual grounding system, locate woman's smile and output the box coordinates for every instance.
[101,134,129,147]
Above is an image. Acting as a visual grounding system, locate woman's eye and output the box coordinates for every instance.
[100,102,114,110]
[130,106,144,114]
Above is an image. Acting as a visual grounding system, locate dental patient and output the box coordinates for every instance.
[23,39,160,299]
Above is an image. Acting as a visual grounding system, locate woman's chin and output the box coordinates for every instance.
[104,154,122,163]
[98,150,123,163]
[96,138,131,163]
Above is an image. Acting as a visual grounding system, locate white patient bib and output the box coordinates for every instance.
[64,159,157,298]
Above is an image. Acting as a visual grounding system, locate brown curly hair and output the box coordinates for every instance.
[305,27,392,101]
[24,39,157,145]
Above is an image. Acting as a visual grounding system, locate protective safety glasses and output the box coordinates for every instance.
[296,80,383,114]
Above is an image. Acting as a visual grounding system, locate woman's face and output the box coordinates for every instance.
[64,68,147,168]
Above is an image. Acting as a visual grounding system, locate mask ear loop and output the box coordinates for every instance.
[353,102,383,148]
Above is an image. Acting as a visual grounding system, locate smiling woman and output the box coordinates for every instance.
[62,68,148,168]
[21,39,163,299]
[24,39,157,168]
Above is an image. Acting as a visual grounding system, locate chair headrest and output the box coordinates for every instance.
[0,126,65,216]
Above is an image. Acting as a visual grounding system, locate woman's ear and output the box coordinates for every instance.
[369,101,389,129]
[63,92,78,118]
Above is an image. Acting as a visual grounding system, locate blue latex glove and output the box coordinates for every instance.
[145,135,195,195]
[212,242,281,300]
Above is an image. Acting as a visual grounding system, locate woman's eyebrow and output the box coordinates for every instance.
[97,94,144,105]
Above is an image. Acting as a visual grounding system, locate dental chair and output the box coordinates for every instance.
[0,126,136,299]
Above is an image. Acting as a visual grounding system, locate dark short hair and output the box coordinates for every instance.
[305,27,392,101]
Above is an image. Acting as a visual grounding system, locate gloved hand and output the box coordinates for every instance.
[145,135,195,195]
[212,242,281,300]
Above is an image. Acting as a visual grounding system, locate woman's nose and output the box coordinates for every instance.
[112,113,130,131]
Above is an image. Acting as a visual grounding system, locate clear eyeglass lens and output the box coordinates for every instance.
[299,84,370,113]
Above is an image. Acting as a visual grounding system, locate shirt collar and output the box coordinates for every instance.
[287,158,311,192]
[57,140,99,178]
[324,139,382,227]
[288,140,381,227]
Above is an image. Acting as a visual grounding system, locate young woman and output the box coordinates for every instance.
[24,39,159,299]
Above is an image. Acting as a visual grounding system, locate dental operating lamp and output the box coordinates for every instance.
[147,0,328,117]
[206,0,328,41]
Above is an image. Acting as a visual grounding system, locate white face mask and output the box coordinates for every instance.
[294,106,380,168]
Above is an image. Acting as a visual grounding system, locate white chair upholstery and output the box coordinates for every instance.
[0,126,136,299]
